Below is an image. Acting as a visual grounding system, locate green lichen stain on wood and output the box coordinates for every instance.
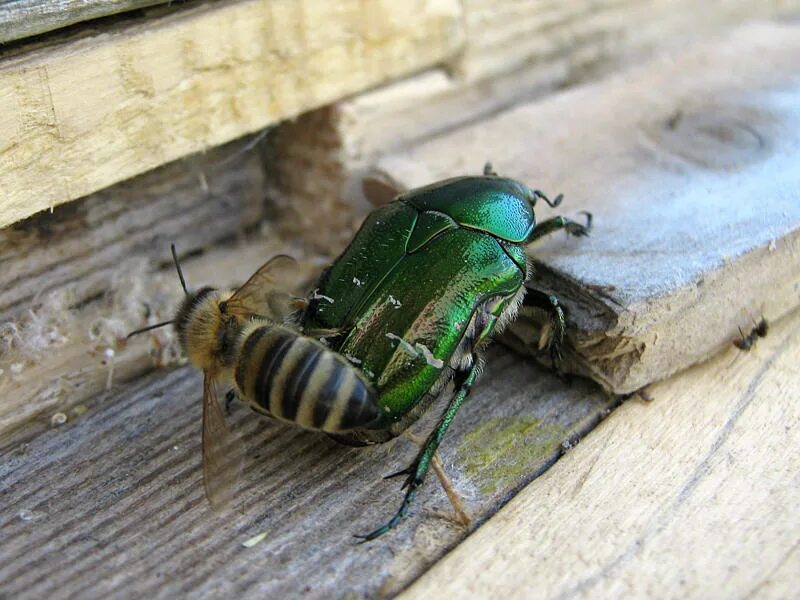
[457,417,567,495]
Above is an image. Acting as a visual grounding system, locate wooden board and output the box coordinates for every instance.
[266,1,800,250]
[0,132,319,443]
[0,0,464,228]
[0,0,171,44]
[0,346,617,598]
[402,306,800,600]
[374,22,800,394]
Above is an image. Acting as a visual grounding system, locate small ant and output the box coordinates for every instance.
[733,318,769,351]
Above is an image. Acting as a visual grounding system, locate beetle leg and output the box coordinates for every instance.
[522,289,566,371]
[529,212,592,242]
[355,358,481,542]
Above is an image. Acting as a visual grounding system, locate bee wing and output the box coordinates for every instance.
[225,255,298,321]
[202,374,243,509]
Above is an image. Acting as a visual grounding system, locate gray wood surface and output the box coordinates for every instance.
[0,133,270,322]
[0,0,175,44]
[404,301,800,600]
[0,347,617,599]
[269,0,800,255]
[377,22,800,394]
[0,133,281,443]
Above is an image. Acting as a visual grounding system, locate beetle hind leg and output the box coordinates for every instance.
[355,358,480,543]
[522,289,566,371]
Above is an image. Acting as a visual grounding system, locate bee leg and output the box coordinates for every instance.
[522,289,566,372]
[529,212,592,242]
[403,431,471,527]
[224,389,237,416]
[303,326,345,339]
[355,357,480,542]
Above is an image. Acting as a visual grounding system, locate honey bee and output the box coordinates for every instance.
[128,246,379,507]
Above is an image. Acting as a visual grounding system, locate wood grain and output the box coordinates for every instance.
[267,0,800,244]
[0,346,617,599]
[402,308,800,600]
[375,22,800,394]
[0,132,326,443]
[0,0,171,44]
[0,0,464,228]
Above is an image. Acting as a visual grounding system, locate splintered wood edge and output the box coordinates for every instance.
[0,0,464,229]
[505,230,800,394]
[402,305,800,600]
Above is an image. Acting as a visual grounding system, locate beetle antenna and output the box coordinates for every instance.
[171,243,189,296]
[126,320,174,340]
[533,190,563,208]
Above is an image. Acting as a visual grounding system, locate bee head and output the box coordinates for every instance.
[173,286,240,373]
[173,285,217,350]
[127,245,237,375]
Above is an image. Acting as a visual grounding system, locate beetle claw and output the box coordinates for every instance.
[576,211,593,234]
[565,212,592,237]
[534,190,563,208]
[383,466,414,481]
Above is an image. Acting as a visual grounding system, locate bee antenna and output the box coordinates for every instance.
[171,243,189,296]
[126,320,175,340]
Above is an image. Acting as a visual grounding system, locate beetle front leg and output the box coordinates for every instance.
[522,289,566,371]
[355,359,481,542]
[529,212,592,242]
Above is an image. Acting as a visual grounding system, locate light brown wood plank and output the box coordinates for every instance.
[402,307,800,600]
[0,0,464,228]
[0,345,617,598]
[374,22,800,393]
[0,0,171,44]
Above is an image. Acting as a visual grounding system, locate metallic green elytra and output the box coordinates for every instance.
[302,164,590,541]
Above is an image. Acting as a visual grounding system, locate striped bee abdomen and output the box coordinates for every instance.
[235,325,379,433]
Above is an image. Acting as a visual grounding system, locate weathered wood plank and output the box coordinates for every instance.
[268,1,800,251]
[0,132,330,443]
[0,0,464,229]
[0,0,171,44]
[0,235,321,451]
[374,22,800,394]
[402,307,800,600]
[0,133,269,321]
[0,345,617,599]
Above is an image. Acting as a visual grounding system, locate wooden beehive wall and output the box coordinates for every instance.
[1,1,799,598]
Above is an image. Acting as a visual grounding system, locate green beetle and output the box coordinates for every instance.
[302,164,590,540]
